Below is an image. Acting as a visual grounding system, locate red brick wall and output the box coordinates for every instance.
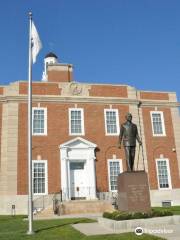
[142,107,180,190]
[17,103,129,194]
[0,87,4,95]
[89,85,128,98]
[19,82,61,95]
[47,69,72,83]
[16,86,180,194]
[17,103,28,194]
[140,91,169,100]
[19,82,127,98]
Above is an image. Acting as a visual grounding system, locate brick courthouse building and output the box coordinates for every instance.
[0,53,180,214]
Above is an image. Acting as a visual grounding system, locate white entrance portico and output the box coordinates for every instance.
[59,137,97,200]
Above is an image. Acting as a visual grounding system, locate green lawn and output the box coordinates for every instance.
[0,216,166,240]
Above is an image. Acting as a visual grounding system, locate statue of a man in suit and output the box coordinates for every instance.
[119,113,142,171]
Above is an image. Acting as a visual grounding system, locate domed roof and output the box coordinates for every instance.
[45,52,58,59]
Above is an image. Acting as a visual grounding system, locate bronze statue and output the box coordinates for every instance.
[118,113,142,171]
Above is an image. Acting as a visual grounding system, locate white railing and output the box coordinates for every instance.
[61,187,96,201]
[33,190,118,215]
[33,194,54,214]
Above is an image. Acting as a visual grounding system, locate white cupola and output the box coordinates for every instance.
[42,52,58,81]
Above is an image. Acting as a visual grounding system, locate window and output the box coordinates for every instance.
[69,108,84,135]
[108,160,122,191]
[32,108,47,135]
[162,201,172,207]
[150,111,166,136]
[70,162,84,170]
[33,160,48,195]
[104,109,120,135]
[156,159,171,189]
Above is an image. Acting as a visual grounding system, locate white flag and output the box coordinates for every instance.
[31,21,42,63]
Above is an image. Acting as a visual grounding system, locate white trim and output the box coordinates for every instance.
[107,159,123,192]
[32,160,48,196]
[69,108,85,136]
[60,137,97,200]
[155,158,172,190]
[60,137,97,149]
[104,109,120,136]
[150,111,166,137]
[32,107,47,136]
[67,159,71,199]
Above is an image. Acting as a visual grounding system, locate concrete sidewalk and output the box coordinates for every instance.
[72,222,180,240]
[143,224,180,240]
[34,213,180,239]
[33,212,102,220]
[72,222,115,235]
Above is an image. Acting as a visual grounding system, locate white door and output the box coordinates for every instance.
[70,161,86,199]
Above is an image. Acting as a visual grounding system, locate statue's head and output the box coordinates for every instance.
[125,113,132,122]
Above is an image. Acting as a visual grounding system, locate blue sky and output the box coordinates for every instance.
[1,0,180,100]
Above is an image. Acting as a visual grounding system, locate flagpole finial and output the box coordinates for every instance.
[28,12,32,18]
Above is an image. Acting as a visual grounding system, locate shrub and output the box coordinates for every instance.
[103,211,132,220]
[103,212,113,219]
[114,212,132,220]
[103,209,173,221]
[131,212,145,219]
[151,209,173,217]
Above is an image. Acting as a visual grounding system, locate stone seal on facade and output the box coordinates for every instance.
[69,82,82,95]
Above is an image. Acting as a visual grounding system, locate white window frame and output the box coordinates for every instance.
[107,159,123,192]
[104,109,120,136]
[32,107,47,136]
[150,111,166,137]
[32,160,48,196]
[155,158,172,190]
[69,108,85,135]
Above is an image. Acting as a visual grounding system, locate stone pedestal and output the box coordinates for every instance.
[117,171,151,213]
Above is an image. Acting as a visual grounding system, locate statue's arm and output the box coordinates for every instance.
[118,125,124,148]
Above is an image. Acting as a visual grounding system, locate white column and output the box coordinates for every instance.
[92,157,97,199]
[87,148,97,199]
[67,159,71,200]
[60,148,70,201]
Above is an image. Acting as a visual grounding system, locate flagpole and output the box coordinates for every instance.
[27,11,34,235]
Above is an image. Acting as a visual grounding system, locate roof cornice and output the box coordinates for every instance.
[0,95,179,107]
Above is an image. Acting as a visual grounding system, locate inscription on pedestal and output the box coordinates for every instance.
[117,171,151,213]
[128,184,147,203]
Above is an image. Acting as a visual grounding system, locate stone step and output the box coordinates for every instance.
[35,200,114,217]
[37,207,54,217]
[60,200,114,215]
